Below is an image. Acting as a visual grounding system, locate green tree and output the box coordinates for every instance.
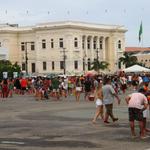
[119,52,138,68]
[91,59,109,73]
[0,60,21,79]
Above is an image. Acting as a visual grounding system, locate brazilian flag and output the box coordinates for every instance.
[139,22,143,43]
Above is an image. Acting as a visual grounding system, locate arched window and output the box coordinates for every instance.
[93,38,96,49]
[59,38,63,48]
[51,39,54,48]
[42,39,46,49]
[82,38,85,49]
[118,40,121,49]
[87,37,90,49]
[88,58,91,70]
[74,37,78,48]
[100,40,103,49]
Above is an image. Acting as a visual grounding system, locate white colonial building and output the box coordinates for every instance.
[0,21,127,75]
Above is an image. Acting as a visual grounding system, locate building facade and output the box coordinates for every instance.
[125,47,150,68]
[0,21,127,75]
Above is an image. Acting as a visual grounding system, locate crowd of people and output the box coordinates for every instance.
[92,72,150,139]
[0,75,102,100]
[0,71,150,139]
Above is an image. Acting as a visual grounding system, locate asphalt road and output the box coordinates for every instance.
[0,91,149,150]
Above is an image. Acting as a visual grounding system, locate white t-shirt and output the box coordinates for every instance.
[61,78,68,90]
[128,75,132,82]
[138,76,143,85]
[128,92,148,109]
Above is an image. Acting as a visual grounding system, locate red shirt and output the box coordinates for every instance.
[21,79,27,88]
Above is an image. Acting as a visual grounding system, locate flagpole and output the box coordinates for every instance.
[141,23,144,48]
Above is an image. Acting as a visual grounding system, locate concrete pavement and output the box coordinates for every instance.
[0,92,149,150]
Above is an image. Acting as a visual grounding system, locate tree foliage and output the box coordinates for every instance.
[91,59,109,72]
[119,52,138,68]
[0,60,21,79]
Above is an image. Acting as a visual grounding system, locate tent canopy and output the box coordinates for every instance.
[85,70,98,76]
[123,65,150,73]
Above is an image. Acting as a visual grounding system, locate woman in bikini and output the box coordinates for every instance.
[92,82,104,123]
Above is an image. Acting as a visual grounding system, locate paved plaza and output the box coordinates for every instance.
[0,92,149,150]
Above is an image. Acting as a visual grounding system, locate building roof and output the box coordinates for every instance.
[35,21,127,32]
[0,21,127,33]
[125,47,150,52]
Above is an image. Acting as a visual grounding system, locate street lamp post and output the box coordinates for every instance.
[61,47,67,75]
[24,41,33,75]
[83,50,87,73]
[25,42,28,75]
[96,48,100,61]
[95,48,100,73]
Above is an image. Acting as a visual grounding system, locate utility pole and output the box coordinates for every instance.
[61,47,67,75]
[24,41,33,75]
[83,50,87,73]
[95,48,100,73]
[83,58,85,72]
[96,48,100,61]
[25,42,28,75]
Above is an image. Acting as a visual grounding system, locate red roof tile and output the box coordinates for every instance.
[125,47,150,52]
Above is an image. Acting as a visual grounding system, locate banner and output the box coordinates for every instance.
[3,72,8,79]
[13,72,18,78]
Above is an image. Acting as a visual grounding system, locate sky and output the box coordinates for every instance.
[0,0,149,47]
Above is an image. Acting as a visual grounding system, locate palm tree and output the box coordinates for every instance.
[119,52,138,68]
[91,59,109,73]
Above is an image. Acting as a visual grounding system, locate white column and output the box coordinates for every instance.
[65,34,73,73]
[90,36,94,62]
[102,37,106,61]
[84,36,88,72]
[78,35,83,72]
[96,37,99,60]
